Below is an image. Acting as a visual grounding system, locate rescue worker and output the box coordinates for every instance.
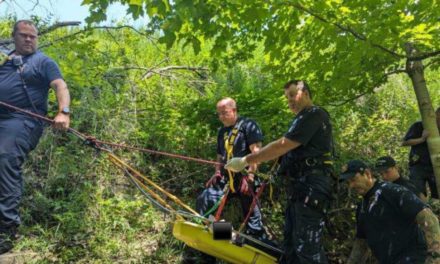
[226,80,334,264]
[402,107,440,199]
[0,20,70,254]
[341,160,440,264]
[375,156,427,201]
[192,97,265,263]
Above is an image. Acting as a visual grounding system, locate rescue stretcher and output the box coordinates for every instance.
[173,220,279,264]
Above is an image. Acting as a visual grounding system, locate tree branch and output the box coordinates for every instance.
[39,21,81,35]
[425,57,440,69]
[287,2,405,59]
[90,25,155,39]
[408,50,440,61]
[105,64,209,83]
[38,25,161,52]
[141,66,209,80]
[327,68,406,106]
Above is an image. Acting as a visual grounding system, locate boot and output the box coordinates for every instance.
[0,225,17,254]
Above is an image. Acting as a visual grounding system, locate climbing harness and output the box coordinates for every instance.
[224,119,245,193]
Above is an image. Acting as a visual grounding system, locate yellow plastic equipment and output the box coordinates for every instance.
[108,153,280,263]
[173,220,278,264]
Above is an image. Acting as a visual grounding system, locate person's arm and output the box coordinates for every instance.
[402,130,428,146]
[51,78,70,130]
[225,137,300,172]
[246,137,300,165]
[247,142,262,181]
[347,238,370,264]
[215,154,223,173]
[415,208,440,261]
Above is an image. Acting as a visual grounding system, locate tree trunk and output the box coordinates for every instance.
[405,43,440,197]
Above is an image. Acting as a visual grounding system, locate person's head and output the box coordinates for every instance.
[283,80,313,114]
[375,156,400,182]
[340,160,375,196]
[436,107,440,128]
[216,97,238,127]
[12,20,38,56]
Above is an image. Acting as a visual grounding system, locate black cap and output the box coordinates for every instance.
[340,160,368,181]
[375,156,396,172]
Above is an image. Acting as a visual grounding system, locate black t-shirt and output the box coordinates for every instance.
[393,177,422,198]
[283,106,332,161]
[216,117,263,164]
[281,106,333,198]
[404,121,436,167]
[356,181,427,264]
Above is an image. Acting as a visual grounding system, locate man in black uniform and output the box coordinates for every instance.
[402,107,440,199]
[226,80,334,264]
[375,156,426,201]
[341,160,440,264]
[197,97,264,234]
[191,97,265,263]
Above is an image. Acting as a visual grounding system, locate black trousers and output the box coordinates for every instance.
[409,164,439,199]
[281,167,332,264]
[0,117,43,228]
[281,201,328,264]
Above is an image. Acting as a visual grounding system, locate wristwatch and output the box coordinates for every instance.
[61,106,70,115]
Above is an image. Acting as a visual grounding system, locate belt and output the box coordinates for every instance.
[290,158,333,173]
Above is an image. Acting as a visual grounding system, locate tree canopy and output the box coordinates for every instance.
[84,0,440,104]
[0,1,440,262]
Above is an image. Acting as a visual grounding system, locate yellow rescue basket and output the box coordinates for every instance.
[173,220,278,264]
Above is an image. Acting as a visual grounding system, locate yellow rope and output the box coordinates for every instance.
[107,152,199,218]
[224,127,240,193]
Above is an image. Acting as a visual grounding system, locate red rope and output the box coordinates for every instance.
[239,182,266,232]
[91,139,221,166]
[215,188,230,221]
[0,101,223,167]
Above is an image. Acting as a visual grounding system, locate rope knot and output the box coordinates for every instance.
[84,136,99,148]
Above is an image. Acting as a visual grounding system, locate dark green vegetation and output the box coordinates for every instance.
[86,0,440,193]
[0,7,440,263]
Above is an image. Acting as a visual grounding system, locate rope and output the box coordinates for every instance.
[0,101,284,256]
[90,138,221,166]
[0,101,202,218]
[238,182,266,233]
[0,101,221,166]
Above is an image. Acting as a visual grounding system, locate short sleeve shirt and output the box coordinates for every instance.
[0,51,63,116]
[280,106,334,198]
[356,181,427,263]
[217,117,263,163]
[404,121,432,166]
[283,106,332,161]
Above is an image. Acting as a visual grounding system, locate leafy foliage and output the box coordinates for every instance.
[83,0,440,104]
[0,6,440,262]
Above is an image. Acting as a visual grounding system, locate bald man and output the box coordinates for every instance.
[192,97,267,262]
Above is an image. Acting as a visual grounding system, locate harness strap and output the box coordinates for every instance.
[224,119,245,193]
[215,187,230,221]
